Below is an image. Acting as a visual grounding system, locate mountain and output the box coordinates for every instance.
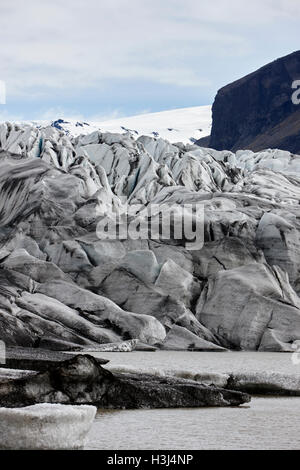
[95,106,212,144]
[29,105,212,144]
[1,121,300,352]
[208,50,300,153]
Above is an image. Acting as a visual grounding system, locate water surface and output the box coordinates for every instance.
[86,352,300,450]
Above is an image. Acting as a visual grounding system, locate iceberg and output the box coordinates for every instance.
[0,404,97,450]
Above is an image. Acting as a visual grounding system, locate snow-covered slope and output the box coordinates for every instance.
[95,105,212,144]
[28,105,212,144]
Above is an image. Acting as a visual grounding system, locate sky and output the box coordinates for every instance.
[0,0,299,121]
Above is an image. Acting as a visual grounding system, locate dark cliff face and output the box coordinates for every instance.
[209,50,300,153]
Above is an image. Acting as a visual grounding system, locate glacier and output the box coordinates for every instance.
[0,120,300,352]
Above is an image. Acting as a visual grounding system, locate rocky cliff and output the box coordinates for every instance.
[209,50,300,153]
[0,122,300,352]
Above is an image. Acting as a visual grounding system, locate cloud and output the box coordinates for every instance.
[40,107,124,122]
[39,107,85,121]
[0,109,25,122]
[0,81,6,104]
[176,0,300,24]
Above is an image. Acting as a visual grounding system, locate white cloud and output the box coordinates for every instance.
[40,107,125,122]
[39,107,85,121]
[0,110,25,122]
[0,0,298,101]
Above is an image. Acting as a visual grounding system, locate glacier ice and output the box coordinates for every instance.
[0,120,300,351]
[0,404,96,450]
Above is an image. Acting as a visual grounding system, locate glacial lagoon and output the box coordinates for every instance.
[86,351,300,450]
